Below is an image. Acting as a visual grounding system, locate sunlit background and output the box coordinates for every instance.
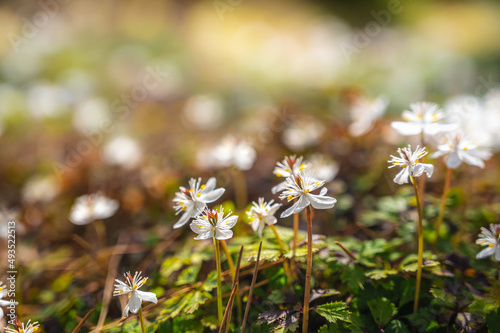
[1,0,500,331]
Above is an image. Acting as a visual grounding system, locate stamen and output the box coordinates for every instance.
[196,193,201,197]
[200,185,206,190]
[182,206,187,211]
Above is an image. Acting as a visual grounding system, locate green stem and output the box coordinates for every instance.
[138,307,146,333]
[220,240,242,324]
[215,238,224,326]
[434,167,452,250]
[302,206,313,333]
[269,224,292,281]
[411,176,424,313]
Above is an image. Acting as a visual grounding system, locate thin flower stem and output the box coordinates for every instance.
[434,167,452,250]
[138,307,146,333]
[220,240,242,324]
[241,242,262,333]
[269,224,292,281]
[302,206,313,333]
[411,176,424,313]
[214,238,224,326]
[291,212,299,274]
[93,220,106,248]
[72,308,95,333]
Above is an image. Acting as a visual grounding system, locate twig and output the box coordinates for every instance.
[334,241,357,261]
[220,246,244,333]
[72,308,95,333]
[241,242,262,333]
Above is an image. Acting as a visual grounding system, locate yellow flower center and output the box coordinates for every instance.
[414,159,419,163]
[196,193,201,197]
[304,189,310,193]
[250,217,255,221]
[463,147,468,150]
[182,206,187,211]
[198,224,203,228]
[200,185,206,190]
[489,244,494,248]
[287,195,293,201]
[276,173,282,177]
[133,284,137,290]
[300,163,305,171]
[401,165,407,168]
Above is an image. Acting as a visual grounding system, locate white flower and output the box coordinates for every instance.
[189,206,238,240]
[103,136,143,169]
[348,95,388,137]
[282,118,324,152]
[212,136,256,171]
[73,98,110,133]
[5,318,39,333]
[183,94,224,130]
[22,175,59,204]
[69,193,119,225]
[476,224,500,261]
[113,271,158,318]
[172,177,225,229]
[271,155,308,194]
[308,153,339,183]
[388,145,434,185]
[0,281,18,321]
[391,102,457,137]
[0,207,20,239]
[430,133,492,169]
[246,198,281,238]
[277,171,337,218]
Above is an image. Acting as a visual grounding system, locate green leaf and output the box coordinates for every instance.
[341,265,365,292]
[160,256,184,278]
[314,302,351,324]
[367,297,396,327]
[385,319,410,333]
[366,269,398,280]
[486,307,500,332]
[175,264,201,286]
[184,290,211,314]
[202,271,217,292]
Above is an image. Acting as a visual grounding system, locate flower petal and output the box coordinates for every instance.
[173,209,195,229]
[280,196,309,218]
[198,188,225,203]
[446,151,462,169]
[94,198,119,220]
[476,246,495,259]
[215,228,233,240]
[218,215,238,229]
[459,150,485,168]
[393,167,410,185]
[127,291,142,314]
[136,290,158,304]
[307,193,337,210]
[194,230,214,240]
[122,302,130,317]
[496,245,500,261]
[204,177,217,192]
[390,121,423,136]
[271,181,288,194]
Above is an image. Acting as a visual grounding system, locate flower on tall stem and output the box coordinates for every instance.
[391,102,457,137]
[246,198,281,238]
[277,171,337,218]
[190,206,238,326]
[476,224,500,260]
[189,206,238,240]
[271,155,308,194]
[275,170,336,333]
[69,193,119,225]
[430,132,492,169]
[172,177,225,229]
[388,145,434,313]
[388,145,434,185]
[113,271,158,318]
[5,318,39,333]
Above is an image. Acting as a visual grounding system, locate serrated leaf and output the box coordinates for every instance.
[367,297,396,327]
[385,319,410,333]
[309,289,340,303]
[184,290,211,314]
[341,265,365,292]
[247,248,282,262]
[367,269,398,280]
[175,264,201,286]
[202,271,217,292]
[314,302,351,324]
[160,256,184,278]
